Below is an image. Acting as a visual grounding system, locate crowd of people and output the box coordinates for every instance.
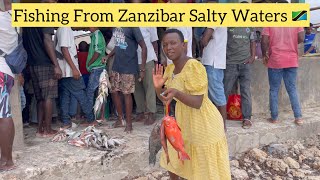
[1,0,319,179]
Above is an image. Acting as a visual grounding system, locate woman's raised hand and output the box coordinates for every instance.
[152,64,167,90]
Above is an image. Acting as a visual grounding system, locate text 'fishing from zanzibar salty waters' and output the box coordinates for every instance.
[12,3,309,27]
[13,8,288,26]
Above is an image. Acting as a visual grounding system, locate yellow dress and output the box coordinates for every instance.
[160,59,231,180]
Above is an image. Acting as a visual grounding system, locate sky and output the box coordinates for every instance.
[307,0,320,26]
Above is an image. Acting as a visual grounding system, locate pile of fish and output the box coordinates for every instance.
[52,126,124,151]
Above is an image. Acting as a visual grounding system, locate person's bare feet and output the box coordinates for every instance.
[135,113,146,122]
[36,130,46,138]
[41,129,58,138]
[0,158,7,166]
[0,163,16,172]
[144,113,155,125]
[100,117,107,122]
[113,119,126,128]
[295,118,303,126]
[124,124,133,133]
[88,121,99,126]
[267,118,279,124]
[80,120,98,127]
[47,129,58,135]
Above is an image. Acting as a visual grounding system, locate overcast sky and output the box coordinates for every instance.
[307,0,320,25]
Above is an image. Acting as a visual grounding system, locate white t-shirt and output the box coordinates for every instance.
[201,27,227,69]
[54,27,80,78]
[166,27,193,65]
[106,36,115,54]
[0,10,18,77]
[137,27,158,64]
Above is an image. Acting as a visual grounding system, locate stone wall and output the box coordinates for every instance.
[11,57,320,149]
[251,57,320,114]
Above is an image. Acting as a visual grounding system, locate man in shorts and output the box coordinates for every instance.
[0,0,17,171]
[22,0,62,137]
[111,27,147,133]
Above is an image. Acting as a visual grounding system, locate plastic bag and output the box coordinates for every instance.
[227,94,243,121]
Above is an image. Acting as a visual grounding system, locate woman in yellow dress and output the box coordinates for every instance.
[153,29,231,180]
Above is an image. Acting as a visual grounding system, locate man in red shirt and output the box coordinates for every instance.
[262,26,304,125]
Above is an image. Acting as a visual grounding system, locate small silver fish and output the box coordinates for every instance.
[107,139,115,148]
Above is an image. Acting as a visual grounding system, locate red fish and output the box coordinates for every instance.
[161,105,190,164]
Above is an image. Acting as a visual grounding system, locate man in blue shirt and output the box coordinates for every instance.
[304,23,316,54]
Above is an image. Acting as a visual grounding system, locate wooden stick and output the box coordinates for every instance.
[311,7,320,11]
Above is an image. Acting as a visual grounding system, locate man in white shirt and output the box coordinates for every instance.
[134,27,158,125]
[0,1,17,172]
[201,27,228,131]
[55,27,94,129]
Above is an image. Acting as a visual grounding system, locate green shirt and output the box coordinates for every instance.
[86,30,106,72]
[226,27,256,64]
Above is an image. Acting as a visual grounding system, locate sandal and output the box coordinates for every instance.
[242,119,253,129]
[267,118,279,124]
[294,119,303,126]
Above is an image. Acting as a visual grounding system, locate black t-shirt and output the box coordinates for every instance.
[22,28,54,66]
[112,28,144,75]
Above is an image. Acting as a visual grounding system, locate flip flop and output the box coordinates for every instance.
[294,119,303,126]
[242,119,253,129]
[267,118,279,124]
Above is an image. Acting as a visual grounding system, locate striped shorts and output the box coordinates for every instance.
[0,72,14,118]
[29,66,58,101]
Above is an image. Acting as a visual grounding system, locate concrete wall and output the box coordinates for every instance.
[10,76,24,150]
[251,57,320,114]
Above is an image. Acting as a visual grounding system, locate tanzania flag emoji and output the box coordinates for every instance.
[292,10,307,21]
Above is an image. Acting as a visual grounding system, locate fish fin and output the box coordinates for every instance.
[179,151,191,161]
[176,124,181,131]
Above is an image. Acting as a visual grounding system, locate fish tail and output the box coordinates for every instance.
[179,151,191,161]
